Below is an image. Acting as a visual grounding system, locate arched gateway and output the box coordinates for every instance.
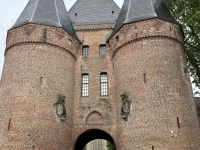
[74,129,116,150]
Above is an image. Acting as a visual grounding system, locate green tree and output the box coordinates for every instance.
[164,0,200,94]
[106,141,113,150]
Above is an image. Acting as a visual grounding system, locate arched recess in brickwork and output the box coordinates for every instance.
[74,129,116,150]
[86,111,104,125]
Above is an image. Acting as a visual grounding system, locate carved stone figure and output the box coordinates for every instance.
[120,93,131,121]
[54,95,67,122]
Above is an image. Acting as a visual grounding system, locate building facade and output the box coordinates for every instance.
[0,0,199,149]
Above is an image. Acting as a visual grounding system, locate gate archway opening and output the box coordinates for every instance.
[74,129,116,150]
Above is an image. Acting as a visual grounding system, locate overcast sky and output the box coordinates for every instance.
[0,0,199,95]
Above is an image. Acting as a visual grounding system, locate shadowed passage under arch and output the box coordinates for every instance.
[74,129,116,150]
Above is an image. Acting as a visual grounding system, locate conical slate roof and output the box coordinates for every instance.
[11,0,81,43]
[107,0,178,41]
[68,0,121,26]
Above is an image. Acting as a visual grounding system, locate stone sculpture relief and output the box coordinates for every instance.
[22,24,37,35]
[55,28,65,40]
[86,111,104,125]
[54,95,67,122]
[120,93,132,121]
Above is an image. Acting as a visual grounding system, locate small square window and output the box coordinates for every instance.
[82,46,89,56]
[100,45,106,55]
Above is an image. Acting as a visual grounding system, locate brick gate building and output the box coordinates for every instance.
[0,0,199,149]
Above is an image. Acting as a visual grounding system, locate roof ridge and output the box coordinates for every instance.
[55,0,62,27]
[150,0,157,17]
[29,0,39,23]
[124,0,131,23]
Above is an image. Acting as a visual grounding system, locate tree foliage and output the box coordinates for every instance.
[164,0,200,94]
[106,141,113,150]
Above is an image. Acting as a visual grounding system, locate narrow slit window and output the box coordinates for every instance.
[177,117,180,128]
[32,145,35,150]
[144,73,147,83]
[69,39,72,46]
[82,74,89,97]
[8,119,11,131]
[82,46,89,56]
[99,45,106,55]
[152,146,154,150]
[115,35,119,42]
[40,77,43,86]
[135,25,138,37]
[100,73,108,96]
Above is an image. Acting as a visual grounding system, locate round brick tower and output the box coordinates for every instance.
[0,0,81,149]
[108,0,200,149]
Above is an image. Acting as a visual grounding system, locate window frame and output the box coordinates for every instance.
[100,72,108,96]
[99,44,106,55]
[82,74,89,97]
[82,46,89,56]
